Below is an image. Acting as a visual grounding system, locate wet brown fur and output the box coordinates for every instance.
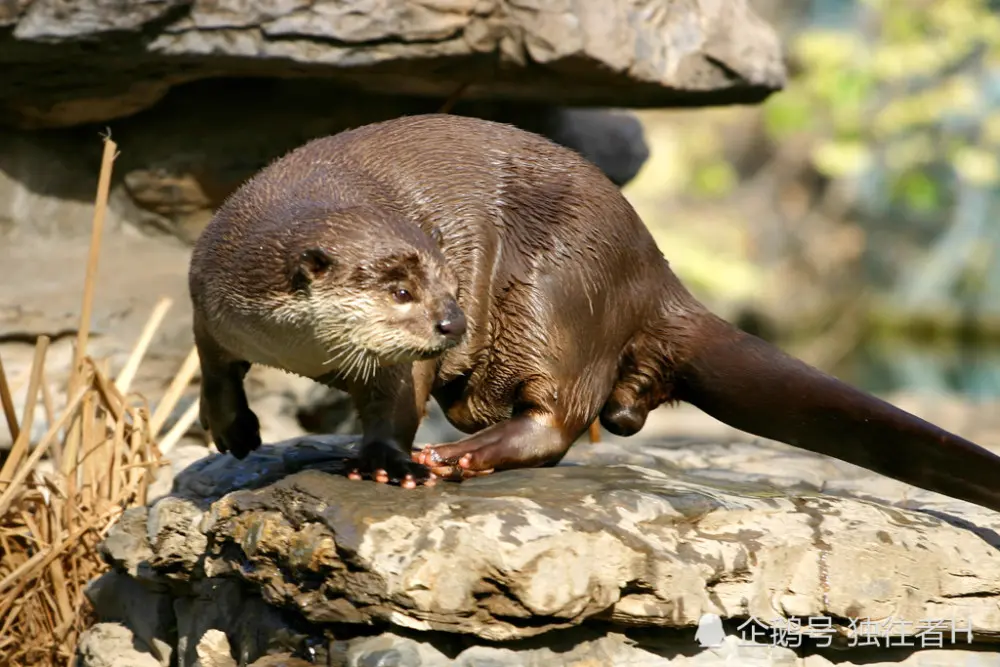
[190,114,1000,510]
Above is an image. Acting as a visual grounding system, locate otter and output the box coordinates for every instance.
[190,113,1000,510]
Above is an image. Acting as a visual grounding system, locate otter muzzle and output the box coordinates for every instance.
[435,299,467,344]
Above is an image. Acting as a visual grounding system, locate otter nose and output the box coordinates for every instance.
[435,301,467,341]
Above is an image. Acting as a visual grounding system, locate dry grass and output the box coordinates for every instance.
[0,134,201,666]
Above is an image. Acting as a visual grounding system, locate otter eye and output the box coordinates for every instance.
[393,288,413,304]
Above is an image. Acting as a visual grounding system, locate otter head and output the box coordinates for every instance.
[287,209,465,379]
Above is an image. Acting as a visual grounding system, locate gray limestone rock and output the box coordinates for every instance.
[0,0,785,129]
[84,571,174,666]
[76,622,165,667]
[88,434,1000,666]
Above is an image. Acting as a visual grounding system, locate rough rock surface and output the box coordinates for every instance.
[82,434,1000,666]
[0,0,785,129]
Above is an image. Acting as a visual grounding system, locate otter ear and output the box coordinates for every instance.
[291,248,335,291]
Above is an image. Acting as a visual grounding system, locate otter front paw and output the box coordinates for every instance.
[348,440,436,489]
[212,408,262,460]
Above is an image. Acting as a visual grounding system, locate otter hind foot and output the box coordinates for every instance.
[348,440,437,489]
[413,413,570,481]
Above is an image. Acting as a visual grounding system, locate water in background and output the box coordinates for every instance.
[837,339,1000,400]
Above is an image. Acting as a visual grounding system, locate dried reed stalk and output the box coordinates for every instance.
[68,134,117,401]
[0,336,50,486]
[437,81,471,114]
[0,355,19,444]
[588,421,601,443]
[0,133,199,667]
[148,347,199,439]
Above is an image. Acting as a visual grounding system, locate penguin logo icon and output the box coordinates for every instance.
[695,613,726,648]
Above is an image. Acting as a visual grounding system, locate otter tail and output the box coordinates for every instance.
[673,315,1000,512]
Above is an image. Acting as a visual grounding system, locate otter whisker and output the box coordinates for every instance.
[343,347,366,381]
[324,336,381,384]
[323,340,355,367]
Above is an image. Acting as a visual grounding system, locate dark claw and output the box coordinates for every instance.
[215,408,262,459]
[352,440,433,486]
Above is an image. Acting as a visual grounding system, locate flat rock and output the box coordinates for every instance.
[0,0,785,128]
[76,623,165,667]
[92,434,1000,666]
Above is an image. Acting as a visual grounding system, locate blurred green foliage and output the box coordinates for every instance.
[764,0,1000,211]
[691,160,738,198]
